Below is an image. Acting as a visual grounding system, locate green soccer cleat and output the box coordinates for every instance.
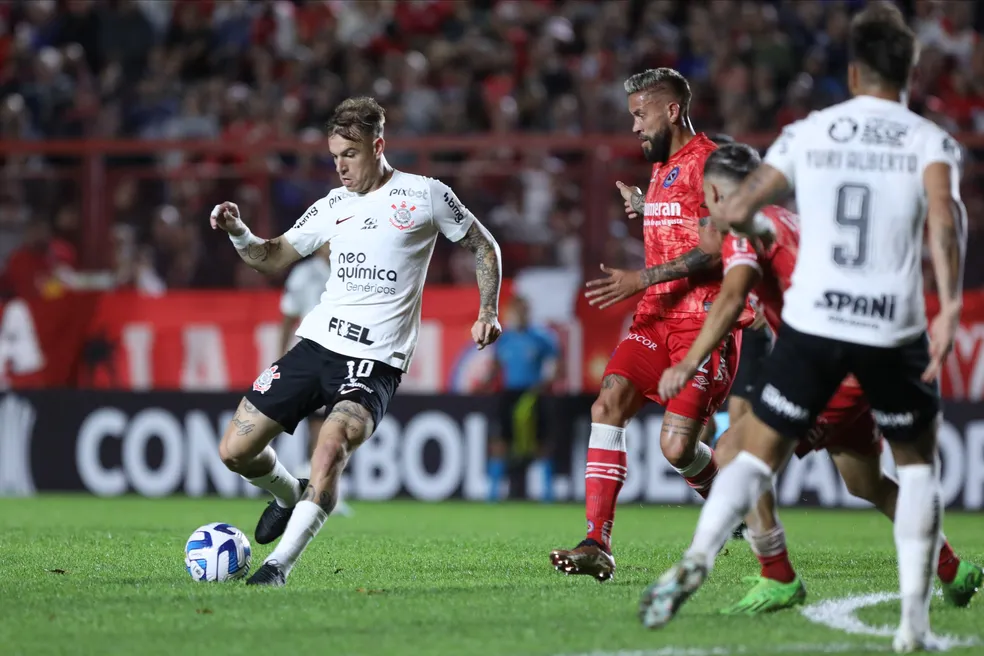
[720,575,807,615]
[941,561,983,608]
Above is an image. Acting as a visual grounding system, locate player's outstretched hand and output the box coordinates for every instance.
[585,264,645,309]
[615,181,643,219]
[658,362,697,400]
[209,201,245,236]
[472,314,502,351]
[922,307,959,383]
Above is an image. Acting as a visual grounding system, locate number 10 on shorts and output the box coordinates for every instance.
[347,360,374,380]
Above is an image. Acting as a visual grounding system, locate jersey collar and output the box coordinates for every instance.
[658,132,711,168]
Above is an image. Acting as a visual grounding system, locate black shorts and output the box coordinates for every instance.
[245,338,402,434]
[731,325,773,401]
[752,322,940,442]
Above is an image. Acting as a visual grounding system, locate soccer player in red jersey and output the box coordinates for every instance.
[657,142,982,614]
[550,69,753,582]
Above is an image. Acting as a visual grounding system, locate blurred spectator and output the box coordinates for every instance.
[0,0,980,290]
[0,216,76,299]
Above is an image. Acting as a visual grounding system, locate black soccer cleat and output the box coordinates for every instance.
[254,478,309,545]
[732,522,747,540]
[245,562,286,587]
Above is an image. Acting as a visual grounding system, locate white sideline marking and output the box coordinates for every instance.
[800,591,981,650]
[556,642,889,656]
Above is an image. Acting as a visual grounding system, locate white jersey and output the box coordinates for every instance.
[764,95,962,347]
[283,169,474,371]
[280,256,331,319]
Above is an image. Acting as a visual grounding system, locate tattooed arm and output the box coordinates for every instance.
[921,159,967,382]
[639,216,723,287]
[457,220,503,347]
[210,201,302,274]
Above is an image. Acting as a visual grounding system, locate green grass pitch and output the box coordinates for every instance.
[1,497,981,656]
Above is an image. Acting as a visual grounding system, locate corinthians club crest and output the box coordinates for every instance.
[252,365,281,394]
[390,201,416,231]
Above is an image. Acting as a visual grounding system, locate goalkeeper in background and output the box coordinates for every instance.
[279,244,353,517]
[484,295,560,502]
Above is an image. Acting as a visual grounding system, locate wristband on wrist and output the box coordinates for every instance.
[229,228,260,250]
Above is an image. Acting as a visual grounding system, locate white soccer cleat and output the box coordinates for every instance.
[892,627,941,653]
[638,553,708,629]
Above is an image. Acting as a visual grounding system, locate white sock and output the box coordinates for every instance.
[894,463,942,636]
[264,500,328,575]
[673,441,713,477]
[687,452,774,570]
[246,456,302,508]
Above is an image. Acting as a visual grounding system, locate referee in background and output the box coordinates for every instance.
[279,244,353,516]
[484,295,560,502]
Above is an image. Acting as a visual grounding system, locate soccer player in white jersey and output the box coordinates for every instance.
[278,245,353,517]
[638,5,968,651]
[209,97,503,587]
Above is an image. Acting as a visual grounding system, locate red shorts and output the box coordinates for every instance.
[795,381,882,458]
[604,315,741,423]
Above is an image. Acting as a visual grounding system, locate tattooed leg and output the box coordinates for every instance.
[219,397,285,476]
[306,401,374,514]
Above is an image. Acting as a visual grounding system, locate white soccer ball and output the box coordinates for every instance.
[184,523,252,582]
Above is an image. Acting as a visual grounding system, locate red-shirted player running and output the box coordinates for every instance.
[657,143,983,614]
[550,68,752,581]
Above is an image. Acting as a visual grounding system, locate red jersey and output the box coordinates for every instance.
[720,205,800,334]
[638,133,725,319]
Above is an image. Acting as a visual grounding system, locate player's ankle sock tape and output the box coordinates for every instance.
[246,457,301,508]
[674,441,714,477]
[588,423,626,452]
[746,521,787,558]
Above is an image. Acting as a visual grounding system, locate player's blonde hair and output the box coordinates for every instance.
[327,97,386,143]
[623,68,691,114]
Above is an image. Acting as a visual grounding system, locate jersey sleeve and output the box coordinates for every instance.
[920,125,963,195]
[721,233,761,275]
[763,119,803,187]
[279,266,305,317]
[283,199,333,257]
[428,178,475,242]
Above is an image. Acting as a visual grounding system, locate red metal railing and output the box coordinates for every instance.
[2,133,982,272]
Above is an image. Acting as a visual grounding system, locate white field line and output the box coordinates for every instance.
[555,590,982,656]
[799,590,981,650]
[555,641,890,656]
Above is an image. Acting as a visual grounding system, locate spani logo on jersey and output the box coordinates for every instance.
[185,522,251,582]
[816,290,898,323]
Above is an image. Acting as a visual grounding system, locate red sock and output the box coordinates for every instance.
[759,550,797,584]
[748,523,796,583]
[937,540,961,584]
[584,424,627,552]
[679,443,718,499]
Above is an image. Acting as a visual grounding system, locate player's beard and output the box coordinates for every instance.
[641,127,672,164]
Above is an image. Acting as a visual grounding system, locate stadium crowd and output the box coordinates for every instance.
[0,0,983,298]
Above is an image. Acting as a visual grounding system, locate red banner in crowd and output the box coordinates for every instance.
[3,287,984,400]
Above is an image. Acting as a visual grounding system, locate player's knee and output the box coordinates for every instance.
[218,434,251,473]
[660,433,694,468]
[591,378,636,425]
[310,435,348,476]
